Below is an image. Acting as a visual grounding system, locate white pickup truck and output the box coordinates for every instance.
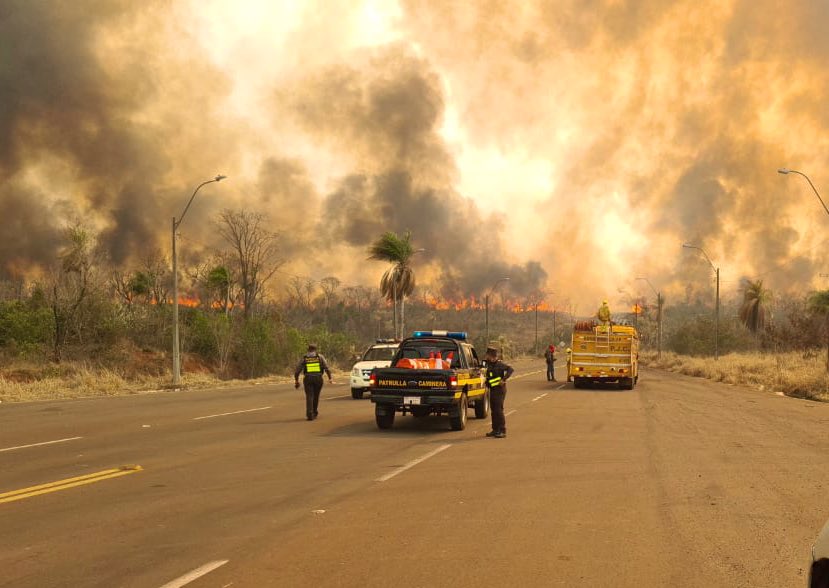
[349,340,399,399]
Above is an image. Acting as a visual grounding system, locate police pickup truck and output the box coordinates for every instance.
[368,331,488,431]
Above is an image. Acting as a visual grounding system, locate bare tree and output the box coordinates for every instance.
[216,210,282,318]
[319,276,341,310]
[286,276,316,311]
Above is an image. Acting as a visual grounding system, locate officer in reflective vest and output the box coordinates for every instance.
[294,344,333,421]
[484,347,514,438]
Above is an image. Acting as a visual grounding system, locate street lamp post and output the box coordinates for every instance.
[636,277,663,359]
[484,277,510,347]
[682,243,719,360]
[172,175,227,386]
[778,168,829,216]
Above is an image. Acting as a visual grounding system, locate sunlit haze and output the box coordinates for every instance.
[3,0,828,312]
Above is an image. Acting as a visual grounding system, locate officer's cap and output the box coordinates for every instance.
[307,343,317,352]
[485,346,498,355]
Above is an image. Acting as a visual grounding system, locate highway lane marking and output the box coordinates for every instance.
[532,393,549,402]
[512,369,544,380]
[0,436,83,453]
[376,444,452,482]
[159,560,229,588]
[193,406,271,420]
[324,394,352,400]
[0,465,142,505]
[506,409,517,416]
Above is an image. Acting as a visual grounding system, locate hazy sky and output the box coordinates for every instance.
[2,0,828,309]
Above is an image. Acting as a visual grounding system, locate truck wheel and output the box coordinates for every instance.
[450,394,468,431]
[351,388,364,400]
[620,378,634,390]
[573,377,584,389]
[474,390,490,419]
[375,406,395,429]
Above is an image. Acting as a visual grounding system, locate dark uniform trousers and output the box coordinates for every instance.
[546,360,555,381]
[490,385,507,433]
[304,375,324,418]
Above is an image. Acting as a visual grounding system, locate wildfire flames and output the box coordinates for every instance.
[423,296,552,313]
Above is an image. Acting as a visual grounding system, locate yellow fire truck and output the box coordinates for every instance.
[569,321,639,389]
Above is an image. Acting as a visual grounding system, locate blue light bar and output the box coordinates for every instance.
[412,330,467,340]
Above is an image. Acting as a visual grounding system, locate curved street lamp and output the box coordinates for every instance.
[778,168,829,217]
[484,277,510,346]
[172,175,227,386]
[682,243,719,360]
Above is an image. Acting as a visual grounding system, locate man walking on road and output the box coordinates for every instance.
[544,343,556,381]
[484,347,514,438]
[294,344,333,421]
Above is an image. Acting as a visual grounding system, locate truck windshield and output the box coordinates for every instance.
[362,347,397,361]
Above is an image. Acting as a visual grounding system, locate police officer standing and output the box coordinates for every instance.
[294,344,333,421]
[484,347,514,438]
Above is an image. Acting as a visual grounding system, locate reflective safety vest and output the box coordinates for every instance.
[487,368,505,388]
[304,355,322,374]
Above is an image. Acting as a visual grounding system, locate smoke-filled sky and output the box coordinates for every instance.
[2,0,829,309]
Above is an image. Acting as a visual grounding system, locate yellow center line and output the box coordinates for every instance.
[0,465,143,505]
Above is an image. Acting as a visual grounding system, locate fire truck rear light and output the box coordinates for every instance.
[449,375,458,387]
[369,373,377,387]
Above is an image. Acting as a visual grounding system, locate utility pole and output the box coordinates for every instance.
[682,245,720,361]
[637,277,664,359]
[484,277,510,346]
[534,302,539,355]
[715,267,720,361]
[553,309,557,344]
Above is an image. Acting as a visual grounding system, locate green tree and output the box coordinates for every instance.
[807,289,829,371]
[739,279,770,335]
[207,265,232,314]
[50,225,97,362]
[368,230,419,339]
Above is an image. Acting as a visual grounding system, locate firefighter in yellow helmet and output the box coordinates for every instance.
[597,300,611,324]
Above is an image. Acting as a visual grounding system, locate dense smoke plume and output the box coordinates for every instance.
[3,0,829,308]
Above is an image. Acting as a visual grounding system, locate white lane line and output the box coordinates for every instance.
[0,436,83,453]
[376,444,452,482]
[532,393,549,402]
[512,369,544,380]
[159,560,229,588]
[193,407,271,421]
[505,409,517,416]
[324,394,352,400]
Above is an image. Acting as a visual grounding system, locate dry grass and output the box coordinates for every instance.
[0,359,301,404]
[641,350,829,401]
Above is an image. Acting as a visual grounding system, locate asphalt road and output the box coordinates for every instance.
[1,361,827,587]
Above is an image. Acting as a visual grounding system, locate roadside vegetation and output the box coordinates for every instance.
[640,350,829,401]
[4,219,829,403]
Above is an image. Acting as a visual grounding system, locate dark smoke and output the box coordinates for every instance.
[0,1,236,275]
[277,46,548,297]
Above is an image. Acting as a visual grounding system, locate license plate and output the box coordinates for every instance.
[404,397,421,405]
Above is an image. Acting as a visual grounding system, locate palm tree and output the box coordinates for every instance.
[368,231,419,339]
[739,279,770,336]
[807,289,829,372]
